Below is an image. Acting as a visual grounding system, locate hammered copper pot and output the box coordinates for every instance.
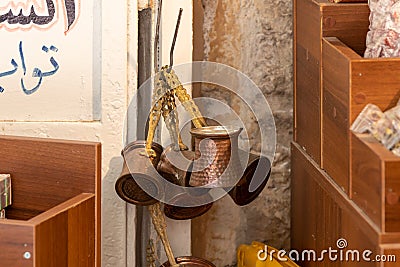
[160,256,216,267]
[115,141,163,206]
[189,126,243,188]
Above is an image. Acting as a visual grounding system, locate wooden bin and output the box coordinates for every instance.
[322,37,400,195]
[294,0,369,165]
[0,135,101,267]
[352,133,400,233]
[292,142,400,267]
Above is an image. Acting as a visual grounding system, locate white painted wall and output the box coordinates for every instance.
[0,0,193,265]
[0,0,136,266]
[0,0,101,121]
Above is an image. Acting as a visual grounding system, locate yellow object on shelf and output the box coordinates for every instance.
[237,241,300,267]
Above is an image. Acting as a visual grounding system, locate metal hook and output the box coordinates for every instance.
[169,8,183,71]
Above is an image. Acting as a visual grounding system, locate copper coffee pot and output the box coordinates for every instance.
[228,152,271,206]
[157,146,213,220]
[115,141,164,206]
[189,126,243,188]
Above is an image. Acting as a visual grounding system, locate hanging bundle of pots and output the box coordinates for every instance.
[115,126,271,220]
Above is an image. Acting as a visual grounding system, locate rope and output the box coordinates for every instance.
[148,203,179,267]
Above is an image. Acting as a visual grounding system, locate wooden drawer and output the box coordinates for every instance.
[0,194,95,267]
[294,0,369,165]
[352,133,400,233]
[0,136,101,267]
[322,37,400,195]
[292,142,400,266]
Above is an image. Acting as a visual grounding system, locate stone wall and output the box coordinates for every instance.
[191,0,293,266]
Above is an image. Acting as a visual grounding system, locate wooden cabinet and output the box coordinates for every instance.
[322,37,400,195]
[294,0,369,165]
[292,143,400,266]
[293,1,400,266]
[0,136,101,267]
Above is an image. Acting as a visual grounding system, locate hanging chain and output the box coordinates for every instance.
[154,0,162,72]
[146,239,157,267]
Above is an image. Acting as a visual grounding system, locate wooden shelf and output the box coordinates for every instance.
[292,142,400,266]
[294,0,369,165]
[293,1,400,266]
[322,37,400,195]
[0,135,101,267]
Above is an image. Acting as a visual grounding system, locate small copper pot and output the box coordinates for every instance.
[189,126,242,188]
[157,148,213,220]
[160,256,216,267]
[115,141,163,206]
[228,152,271,206]
[163,192,213,220]
[157,145,195,186]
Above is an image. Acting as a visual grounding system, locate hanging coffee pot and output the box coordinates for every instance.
[115,141,164,206]
[189,126,243,188]
[157,145,213,220]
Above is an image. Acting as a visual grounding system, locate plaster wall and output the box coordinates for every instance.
[0,0,194,265]
[0,1,135,266]
[192,0,293,265]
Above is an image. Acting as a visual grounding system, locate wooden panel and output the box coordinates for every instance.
[294,0,369,165]
[292,143,344,266]
[0,135,101,267]
[291,142,400,266]
[351,133,382,229]
[322,38,400,190]
[323,37,360,101]
[33,194,95,267]
[296,0,321,59]
[0,222,34,267]
[380,245,400,267]
[295,44,321,163]
[297,0,368,53]
[381,233,400,245]
[385,161,400,232]
[322,37,351,192]
[293,0,297,135]
[0,135,100,220]
[67,195,95,266]
[322,4,369,55]
[340,212,380,267]
[294,0,322,164]
[329,0,367,3]
[35,210,68,267]
[351,133,400,233]
[322,37,400,198]
[291,146,318,252]
[351,61,400,122]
